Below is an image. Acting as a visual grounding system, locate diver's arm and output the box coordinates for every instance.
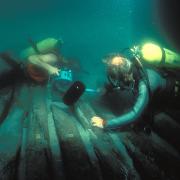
[0,53,20,68]
[28,55,59,75]
[105,81,149,129]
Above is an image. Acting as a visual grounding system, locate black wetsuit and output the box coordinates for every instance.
[0,54,27,90]
[105,68,176,129]
[0,53,48,90]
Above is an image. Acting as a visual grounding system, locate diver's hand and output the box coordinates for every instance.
[91,116,105,128]
[48,67,60,75]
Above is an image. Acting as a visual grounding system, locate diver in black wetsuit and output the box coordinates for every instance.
[0,52,61,90]
[91,52,180,130]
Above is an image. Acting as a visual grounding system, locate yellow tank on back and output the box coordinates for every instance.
[141,43,180,68]
[20,38,63,59]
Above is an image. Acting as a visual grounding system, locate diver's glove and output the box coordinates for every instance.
[91,116,126,130]
[91,116,106,128]
[48,67,60,76]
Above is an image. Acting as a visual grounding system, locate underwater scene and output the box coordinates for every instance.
[0,0,180,179]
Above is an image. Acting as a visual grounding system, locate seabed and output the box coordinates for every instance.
[0,84,180,180]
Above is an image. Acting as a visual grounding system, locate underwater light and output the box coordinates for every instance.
[141,43,162,64]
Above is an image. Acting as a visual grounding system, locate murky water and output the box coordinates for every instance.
[0,0,168,85]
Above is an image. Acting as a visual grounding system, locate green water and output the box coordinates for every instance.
[0,0,169,86]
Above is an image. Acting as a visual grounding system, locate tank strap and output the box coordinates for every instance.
[160,47,166,64]
[28,38,41,54]
[132,57,152,97]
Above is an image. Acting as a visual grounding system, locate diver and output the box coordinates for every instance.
[91,43,180,130]
[0,38,62,90]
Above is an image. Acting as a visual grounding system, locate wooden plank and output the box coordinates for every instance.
[70,117,103,180]
[47,85,65,180]
[122,131,180,180]
[19,86,53,180]
[153,113,180,152]
[0,86,28,179]
[52,105,102,180]
[123,135,167,180]
[73,100,133,180]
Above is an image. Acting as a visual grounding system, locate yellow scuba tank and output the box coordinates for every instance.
[140,43,180,68]
[20,38,63,59]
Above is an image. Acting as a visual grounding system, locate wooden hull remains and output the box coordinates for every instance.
[0,85,180,180]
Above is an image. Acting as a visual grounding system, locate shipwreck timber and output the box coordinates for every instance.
[0,84,179,180]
